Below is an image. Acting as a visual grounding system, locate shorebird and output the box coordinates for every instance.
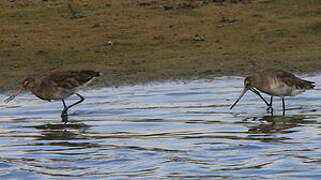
[230,68,315,115]
[5,70,101,122]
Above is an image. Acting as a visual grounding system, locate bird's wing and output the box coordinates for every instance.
[272,70,315,89]
[41,70,100,90]
[41,71,82,90]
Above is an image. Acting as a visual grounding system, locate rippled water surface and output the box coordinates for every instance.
[2,75,321,179]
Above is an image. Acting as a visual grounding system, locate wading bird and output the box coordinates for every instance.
[5,70,101,122]
[230,68,315,115]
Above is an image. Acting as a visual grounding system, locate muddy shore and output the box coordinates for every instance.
[1,0,321,91]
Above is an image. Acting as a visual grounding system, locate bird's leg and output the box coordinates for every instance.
[249,88,272,107]
[61,99,68,123]
[60,94,85,122]
[67,93,85,109]
[266,96,274,112]
[281,97,286,116]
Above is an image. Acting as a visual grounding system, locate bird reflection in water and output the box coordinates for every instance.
[245,115,311,135]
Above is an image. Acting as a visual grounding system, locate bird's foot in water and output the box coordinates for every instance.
[61,112,68,123]
[266,106,273,113]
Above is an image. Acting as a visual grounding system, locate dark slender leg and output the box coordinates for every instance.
[250,88,272,107]
[67,93,84,109]
[270,96,273,106]
[61,99,68,123]
[266,96,273,112]
[281,97,285,116]
[62,99,67,109]
[60,93,85,122]
[250,88,274,113]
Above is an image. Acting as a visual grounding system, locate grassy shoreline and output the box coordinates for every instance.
[1,0,321,91]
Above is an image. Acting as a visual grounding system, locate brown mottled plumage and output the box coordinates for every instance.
[5,70,101,122]
[230,68,314,115]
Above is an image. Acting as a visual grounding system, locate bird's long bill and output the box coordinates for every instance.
[230,88,249,110]
[4,88,24,103]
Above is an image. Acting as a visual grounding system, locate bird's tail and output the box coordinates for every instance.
[301,80,315,89]
[80,70,101,77]
[76,70,101,86]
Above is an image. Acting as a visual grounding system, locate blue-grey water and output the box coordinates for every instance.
[1,75,321,179]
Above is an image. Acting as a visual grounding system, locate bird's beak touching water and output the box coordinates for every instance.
[4,88,24,103]
[230,87,249,110]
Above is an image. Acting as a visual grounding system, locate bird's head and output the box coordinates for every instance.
[4,77,35,103]
[230,75,257,110]
[22,77,36,90]
[244,75,256,89]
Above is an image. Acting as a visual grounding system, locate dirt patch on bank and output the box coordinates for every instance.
[1,0,321,91]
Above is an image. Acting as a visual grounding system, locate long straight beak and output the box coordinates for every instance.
[230,87,249,110]
[4,88,24,103]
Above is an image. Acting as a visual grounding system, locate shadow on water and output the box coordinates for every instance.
[1,75,321,179]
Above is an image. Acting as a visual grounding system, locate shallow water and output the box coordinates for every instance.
[1,75,321,179]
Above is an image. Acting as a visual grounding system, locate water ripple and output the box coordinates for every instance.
[1,76,321,179]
